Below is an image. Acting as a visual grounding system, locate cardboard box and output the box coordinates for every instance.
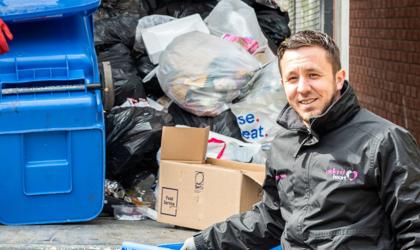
[157,127,265,230]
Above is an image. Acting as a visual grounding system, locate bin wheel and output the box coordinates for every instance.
[101,61,115,112]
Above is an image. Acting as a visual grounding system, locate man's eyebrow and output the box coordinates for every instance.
[301,66,322,72]
[284,66,322,76]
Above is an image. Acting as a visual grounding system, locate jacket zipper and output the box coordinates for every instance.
[296,128,312,240]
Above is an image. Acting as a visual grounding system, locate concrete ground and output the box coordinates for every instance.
[0,216,197,250]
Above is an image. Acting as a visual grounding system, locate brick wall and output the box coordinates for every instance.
[349,0,420,143]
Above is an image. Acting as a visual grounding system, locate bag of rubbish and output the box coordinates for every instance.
[133,15,186,98]
[97,43,147,106]
[231,60,287,143]
[100,0,149,18]
[141,14,209,65]
[157,31,261,117]
[105,105,174,184]
[168,102,243,140]
[134,54,165,99]
[205,0,268,53]
[254,5,290,52]
[153,0,218,19]
[94,15,139,50]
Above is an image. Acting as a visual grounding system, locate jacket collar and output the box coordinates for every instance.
[277,81,360,135]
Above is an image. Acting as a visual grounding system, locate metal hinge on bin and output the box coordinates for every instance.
[1,83,101,95]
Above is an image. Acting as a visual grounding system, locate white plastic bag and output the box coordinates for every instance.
[231,60,288,143]
[207,131,267,164]
[157,31,261,117]
[134,15,176,52]
[140,14,210,64]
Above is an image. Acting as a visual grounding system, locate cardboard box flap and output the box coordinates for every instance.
[242,170,265,186]
[206,158,264,172]
[207,158,265,186]
[161,126,209,163]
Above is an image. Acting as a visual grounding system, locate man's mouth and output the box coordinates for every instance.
[299,98,317,105]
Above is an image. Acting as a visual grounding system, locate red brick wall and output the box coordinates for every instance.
[349,0,420,143]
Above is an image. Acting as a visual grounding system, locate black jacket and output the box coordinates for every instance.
[194,82,420,249]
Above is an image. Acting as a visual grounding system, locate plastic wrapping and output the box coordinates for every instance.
[105,106,174,185]
[141,14,209,64]
[112,205,148,220]
[207,131,267,164]
[134,15,176,53]
[105,179,126,199]
[168,102,243,140]
[157,31,261,117]
[231,60,288,143]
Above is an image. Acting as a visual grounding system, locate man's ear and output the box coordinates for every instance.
[335,69,346,91]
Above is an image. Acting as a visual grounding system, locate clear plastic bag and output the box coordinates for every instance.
[157,31,261,117]
[231,60,288,143]
[205,0,268,52]
[112,205,149,221]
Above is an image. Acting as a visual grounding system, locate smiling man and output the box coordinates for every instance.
[280,45,344,126]
[181,30,420,250]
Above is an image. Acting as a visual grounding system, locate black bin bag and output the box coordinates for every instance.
[168,102,243,140]
[106,106,174,186]
[97,43,147,106]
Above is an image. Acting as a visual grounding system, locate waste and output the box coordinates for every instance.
[141,14,209,64]
[105,104,174,186]
[157,31,261,117]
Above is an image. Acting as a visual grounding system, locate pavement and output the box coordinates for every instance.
[0,216,197,250]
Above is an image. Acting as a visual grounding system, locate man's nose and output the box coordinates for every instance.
[297,76,311,93]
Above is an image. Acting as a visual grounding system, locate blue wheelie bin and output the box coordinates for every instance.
[0,0,105,225]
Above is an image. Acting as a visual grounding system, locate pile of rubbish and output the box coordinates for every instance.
[94,0,290,220]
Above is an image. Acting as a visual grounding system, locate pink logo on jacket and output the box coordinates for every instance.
[326,168,359,181]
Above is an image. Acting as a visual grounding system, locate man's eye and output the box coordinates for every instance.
[288,77,298,82]
[309,73,319,79]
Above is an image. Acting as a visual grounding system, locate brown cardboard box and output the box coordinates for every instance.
[157,127,265,230]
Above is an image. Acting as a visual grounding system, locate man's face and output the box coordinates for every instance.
[279,46,345,125]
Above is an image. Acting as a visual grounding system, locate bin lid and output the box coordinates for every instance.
[0,0,100,22]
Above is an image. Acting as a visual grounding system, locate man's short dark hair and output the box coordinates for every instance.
[277,30,342,74]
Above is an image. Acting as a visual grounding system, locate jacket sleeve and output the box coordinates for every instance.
[376,127,420,250]
[193,157,284,250]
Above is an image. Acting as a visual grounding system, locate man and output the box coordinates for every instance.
[0,18,13,54]
[181,30,420,249]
